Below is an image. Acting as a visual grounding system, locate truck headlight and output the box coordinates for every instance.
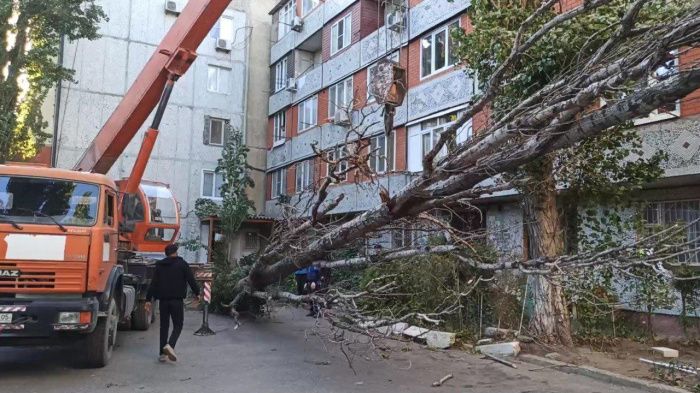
[58,312,80,324]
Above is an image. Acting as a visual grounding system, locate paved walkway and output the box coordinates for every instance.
[0,308,650,393]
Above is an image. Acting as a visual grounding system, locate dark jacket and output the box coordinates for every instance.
[146,256,200,301]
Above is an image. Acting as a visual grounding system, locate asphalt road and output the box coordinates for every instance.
[0,308,651,393]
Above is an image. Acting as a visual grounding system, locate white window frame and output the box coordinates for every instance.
[302,0,319,16]
[298,95,318,132]
[331,14,352,55]
[207,65,230,94]
[201,170,225,199]
[635,53,681,125]
[328,77,354,117]
[278,0,296,40]
[274,58,288,92]
[420,21,459,79]
[326,145,348,180]
[207,117,226,146]
[408,109,471,172]
[367,52,399,102]
[271,168,287,198]
[273,111,286,145]
[369,134,394,174]
[295,159,314,192]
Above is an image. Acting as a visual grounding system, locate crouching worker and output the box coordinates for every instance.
[146,244,201,362]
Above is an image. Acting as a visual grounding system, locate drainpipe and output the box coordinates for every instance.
[51,35,65,168]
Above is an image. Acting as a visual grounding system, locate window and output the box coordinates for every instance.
[207,65,230,93]
[274,58,288,92]
[245,232,259,250]
[328,77,354,117]
[408,111,471,172]
[392,225,414,249]
[219,17,234,41]
[104,193,115,226]
[331,14,352,55]
[206,117,226,146]
[369,134,394,174]
[367,52,399,102]
[271,168,287,198]
[420,21,459,78]
[202,170,225,199]
[643,200,700,263]
[278,0,296,40]
[273,111,286,144]
[298,95,318,131]
[302,0,319,16]
[326,146,348,180]
[295,159,314,192]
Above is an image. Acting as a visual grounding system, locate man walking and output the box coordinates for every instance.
[146,244,200,362]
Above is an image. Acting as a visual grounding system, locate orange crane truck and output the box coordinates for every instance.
[0,0,232,367]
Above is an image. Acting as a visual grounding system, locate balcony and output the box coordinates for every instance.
[264,172,414,217]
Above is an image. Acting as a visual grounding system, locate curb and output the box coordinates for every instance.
[519,354,691,393]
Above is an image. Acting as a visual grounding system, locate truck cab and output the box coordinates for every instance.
[0,165,165,367]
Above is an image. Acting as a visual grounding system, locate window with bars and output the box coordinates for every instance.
[643,200,700,263]
[369,134,394,174]
[245,232,259,250]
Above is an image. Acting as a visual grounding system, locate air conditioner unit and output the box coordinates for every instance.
[164,0,181,15]
[386,11,405,32]
[215,38,231,52]
[292,16,304,32]
[286,77,297,92]
[333,110,351,126]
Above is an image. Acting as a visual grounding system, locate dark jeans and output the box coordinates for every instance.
[295,274,306,295]
[159,299,184,354]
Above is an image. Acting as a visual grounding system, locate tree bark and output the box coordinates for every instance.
[522,156,574,346]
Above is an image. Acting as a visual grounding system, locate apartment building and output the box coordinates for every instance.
[264,0,480,246]
[50,0,275,262]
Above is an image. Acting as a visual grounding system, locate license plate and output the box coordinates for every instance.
[0,313,12,324]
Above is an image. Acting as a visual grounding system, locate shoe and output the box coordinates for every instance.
[159,354,168,363]
[162,344,178,362]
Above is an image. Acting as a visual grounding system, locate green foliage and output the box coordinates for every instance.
[209,242,255,313]
[178,237,205,252]
[357,250,521,336]
[216,126,254,238]
[194,198,220,219]
[0,0,107,161]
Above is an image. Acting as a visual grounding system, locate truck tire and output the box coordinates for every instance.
[84,298,118,368]
[131,300,152,331]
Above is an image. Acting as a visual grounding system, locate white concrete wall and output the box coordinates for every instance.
[53,0,271,262]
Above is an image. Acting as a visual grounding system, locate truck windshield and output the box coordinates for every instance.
[0,176,100,227]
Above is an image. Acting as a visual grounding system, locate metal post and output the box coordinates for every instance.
[194,281,215,336]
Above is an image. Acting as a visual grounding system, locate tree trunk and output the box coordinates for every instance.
[522,156,574,346]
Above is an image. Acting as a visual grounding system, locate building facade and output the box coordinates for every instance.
[50,0,275,262]
[264,0,481,232]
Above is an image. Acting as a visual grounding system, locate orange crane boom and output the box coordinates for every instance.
[74,0,232,176]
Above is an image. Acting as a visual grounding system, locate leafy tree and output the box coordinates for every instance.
[0,0,106,162]
[453,0,684,344]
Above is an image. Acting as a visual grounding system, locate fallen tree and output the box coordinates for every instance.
[230,1,700,344]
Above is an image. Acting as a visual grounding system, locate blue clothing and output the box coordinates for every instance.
[294,267,308,276]
[306,266,320,281]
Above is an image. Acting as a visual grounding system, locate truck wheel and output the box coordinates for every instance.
[84,298,118,368]
[131,300,152,331]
